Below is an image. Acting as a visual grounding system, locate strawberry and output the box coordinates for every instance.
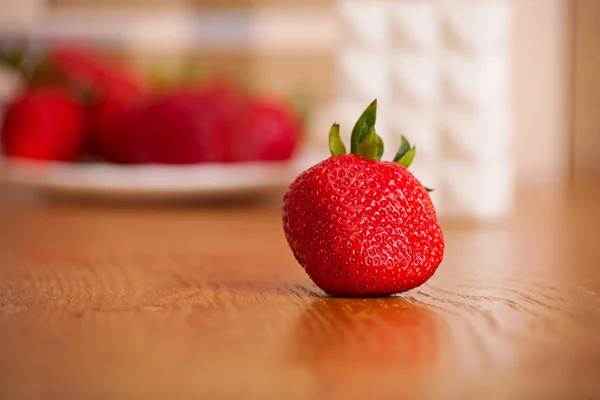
[282,100,444,297]
[40,45,147,103]
[1,88,86,161]
[94,81,242,164]
[231,97,300,162]
[40,46,148,154]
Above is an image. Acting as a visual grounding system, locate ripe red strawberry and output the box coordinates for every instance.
[1,88,86,161]
[41,46,147,103]
[94,81,242,164]
[40,46,148,154]
[231,97,300,162]
[282,100,444,297]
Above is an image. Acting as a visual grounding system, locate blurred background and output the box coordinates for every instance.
[0,0,597,221]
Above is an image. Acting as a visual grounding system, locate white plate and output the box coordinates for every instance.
[0,153,321,200]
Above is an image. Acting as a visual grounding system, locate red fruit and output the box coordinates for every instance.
[1,88,86,161]
[232,98,300,162]
[43,46,146,103]
[86,93,141,155]
[282,100,444,297]
[22,46,148,156]
[95,81,242,164]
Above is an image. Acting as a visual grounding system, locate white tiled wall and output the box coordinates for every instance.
[333,0,514,221]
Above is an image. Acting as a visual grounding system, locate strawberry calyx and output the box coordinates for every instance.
[0,46,27,73]
[328,98,434,193]
[393,135,415,167]
[328,123,345,156]
[349,99,380,156]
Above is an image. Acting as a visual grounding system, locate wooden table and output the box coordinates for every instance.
[1,184,599,399]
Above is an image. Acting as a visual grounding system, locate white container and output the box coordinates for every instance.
[389,2,438,52]
[339,1,390,50]
[439,107,512,161]
[336,50,391,102]
[440,53,510,108]
[439,160,515,221]
[392,54,440,107]
[440,1,512,55]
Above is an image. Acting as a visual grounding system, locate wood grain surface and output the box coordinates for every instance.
[0,184,599,399]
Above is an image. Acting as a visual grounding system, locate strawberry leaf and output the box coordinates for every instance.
[397,146,416,168]
[0,48,26,71]
[424,186,434,192]
[350,99,377,154]
[357,126,384,161]
[393,135,411,162]
[373,134,384,161]
[328,123,346,156]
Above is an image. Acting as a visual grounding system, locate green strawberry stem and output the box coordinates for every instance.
[0,48,26,72]
[327,98,434,192]
[396,145,415,168]
[350,98,378,154]
[329,123,346,156]
[0,43,33,82]
[393,135,411,162]
[0,44,58,88]
[357,126,384,161]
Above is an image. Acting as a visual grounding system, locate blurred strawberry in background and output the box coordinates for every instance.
[1,88,86,161]
[41,46,147,103]
[31,45,149,155]
[0,41,304,165]
[231,97,300,162]
[95,79,243,164]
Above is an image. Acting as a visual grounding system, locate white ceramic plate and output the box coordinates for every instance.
[0,153,321,200]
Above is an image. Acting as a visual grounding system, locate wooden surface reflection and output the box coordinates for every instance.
[0,184,599,399]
